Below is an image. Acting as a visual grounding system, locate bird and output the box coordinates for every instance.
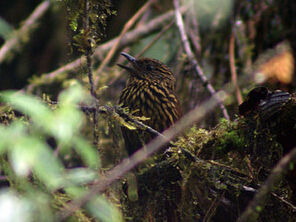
[118,52,182,155]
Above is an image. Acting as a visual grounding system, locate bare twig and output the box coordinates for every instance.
[207,160,251,179]
[237,148,296,222]
[271,192,296,211]
[80,104,166,140]
[24,8,186,92]
[83,0,99,147]
[173,0,230,120]
[84,0,96,99]
[229,31,243,104]
[94,0,154,86]
[92,7,186,61]
[188,25,201,56]
[114,106,166,140]
[203,191,225,222]
[0,0,50,64]
[137,19,175,57]
[26,57,86,92]
[187,0,201,56]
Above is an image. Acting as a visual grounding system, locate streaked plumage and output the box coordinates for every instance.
[118,52,181,155]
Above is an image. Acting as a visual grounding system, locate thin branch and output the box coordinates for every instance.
[187,0,202,56]
[92,103,99,147]
[173,0,230,120]
[188,25,201,56]
[207,160,251,179]
[24,8,186,92]
[114,106,166,140]
[94,0,154,86]
[203,191,225,222]
[84,0,96,99]
[92,7,186,60]
[0,0,50,64]
[137,19,175,57]
[237,148,296,222]
[229,31,243,104]
[26,57,86,92]
[80,104,166,140]
[83,0,99,146]
[271,192,296,211]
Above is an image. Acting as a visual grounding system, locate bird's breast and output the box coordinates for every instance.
[119,80,181,132]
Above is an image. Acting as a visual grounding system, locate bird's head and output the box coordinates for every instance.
[118,52,176,87]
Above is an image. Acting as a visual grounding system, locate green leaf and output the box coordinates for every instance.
[65,168,97,185]
[0,190,33,222]
[1,91,53,131]
[58,82,88,105]
[86,196,123,222]
[45,84,88,143]
[256,205,262,212]
[50,106,82,144]
[32,147,65,191]
[9,136,64,190]
[0,17,14,40]
[73,138,100,169]
[10,137,40,177]
[65,186,87,199]
[0,125,6,153]
[0,121,26,153]
[69,18,78,31]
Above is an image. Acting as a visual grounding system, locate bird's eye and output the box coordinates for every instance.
[146,64,155,71]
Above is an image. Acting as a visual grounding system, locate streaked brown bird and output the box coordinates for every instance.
[118,52,182,155]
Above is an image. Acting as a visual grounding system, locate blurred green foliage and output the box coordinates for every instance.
[0,84,122,221]
[0,17,13,40]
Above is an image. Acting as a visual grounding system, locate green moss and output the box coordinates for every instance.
[119,93,295,221]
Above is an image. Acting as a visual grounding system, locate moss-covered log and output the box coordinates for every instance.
[121,89,295,222]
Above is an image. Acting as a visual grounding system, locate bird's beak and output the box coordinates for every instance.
[117,52,136,72]
[120,52,136,63]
